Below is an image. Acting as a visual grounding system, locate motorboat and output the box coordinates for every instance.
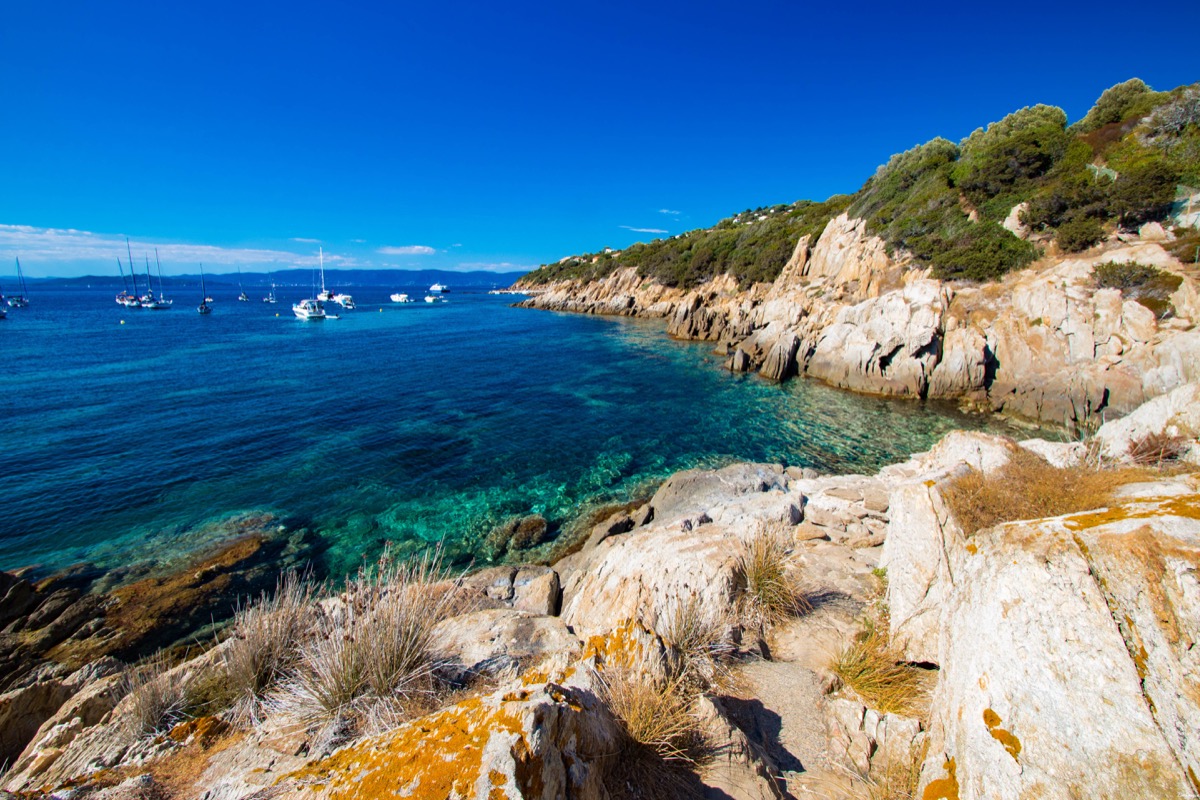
[293,298,326,320]
[332,292,355,309]
[390,293,411,303]
[428,282,448,293]
[424,294,446,303]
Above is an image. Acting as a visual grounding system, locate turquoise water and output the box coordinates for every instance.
[1,283,1011,578]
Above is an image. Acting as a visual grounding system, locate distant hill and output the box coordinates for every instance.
[521,78,1200,288]
[33,268,527,289]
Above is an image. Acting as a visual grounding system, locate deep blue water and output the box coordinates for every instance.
[1,281,1012,578]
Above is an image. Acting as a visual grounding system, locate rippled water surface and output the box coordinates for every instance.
[1,283,1014,576]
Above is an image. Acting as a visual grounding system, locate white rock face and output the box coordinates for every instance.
[919,490,1200,799]
[1094,381,1200,463]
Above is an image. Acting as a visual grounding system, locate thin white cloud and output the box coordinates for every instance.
[377,245,436,255]
[0,223,317,273]
[658,209,681,216]
[620,225,668,234]
[455,261,534,272]
[350,238,366,244]
[290,237,321,243]
[451,243,463,247]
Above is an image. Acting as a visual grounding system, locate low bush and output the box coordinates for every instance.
[1055,215,1106,252]
[736,524,809,632]
[1127,432,1191,466]
[941,448,1153,536]
[1093,261,1182,318]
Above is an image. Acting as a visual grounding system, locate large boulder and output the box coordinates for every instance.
[431,609,580,683]
[1094,381,1200,463]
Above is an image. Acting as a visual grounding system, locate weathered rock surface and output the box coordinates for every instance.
[432,608,580,683]
[1094,380,1200,463]
[520,215,1200,425]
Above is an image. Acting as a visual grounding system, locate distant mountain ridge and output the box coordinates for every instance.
[32,268,528,288]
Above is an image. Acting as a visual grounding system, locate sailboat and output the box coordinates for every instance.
[7,258,29,308]
[237,267,249,302]
[294,248,328,320]
[262,272,278,304]
[116,257,140,307]
[198,264,212,315]
[0,281,7,319]
[141,254,173,309]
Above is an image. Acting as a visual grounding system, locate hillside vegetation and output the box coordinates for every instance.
[521,79,1200,289]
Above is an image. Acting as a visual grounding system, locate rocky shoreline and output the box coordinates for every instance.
[0,382,1197,799]
[518,214,1200,429]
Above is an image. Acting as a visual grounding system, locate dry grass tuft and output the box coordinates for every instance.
[273,546,461,735]
[865,737,929,800]
[1127,431,1192,466]
[941,447,1156,536]
[832,619,928,718]
[122,652,190,740]
[222,570,315,726]
[737,523,810,631]
[657,594,733,690]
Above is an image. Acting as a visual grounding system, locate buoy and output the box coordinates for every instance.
[120,320,125,325]
[275,313,279,317]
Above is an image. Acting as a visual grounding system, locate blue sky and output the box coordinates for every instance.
[1,1,1195,277]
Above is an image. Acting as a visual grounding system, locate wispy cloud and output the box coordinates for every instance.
[290,236,321,243]
[658,209,681,216]
[455,261,534,272]
[620,225,668,234]
[350,238,366,244]
[377,245,436,255]
[0,223,319,274]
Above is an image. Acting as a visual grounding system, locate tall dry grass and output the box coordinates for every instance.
[941,447,1156,536]
[737,524,810,631]
[273,546,461,734]
[657,594,733,690]
[122,652,190,740]
[221,570,315,726]
[832,618,928,718]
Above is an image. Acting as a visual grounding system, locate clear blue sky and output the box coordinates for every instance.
[1,0,1195,277]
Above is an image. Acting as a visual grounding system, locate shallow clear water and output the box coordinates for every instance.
[1,283,1013,577]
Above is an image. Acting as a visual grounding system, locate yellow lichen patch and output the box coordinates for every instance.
[965,542,978,555]
[983,708,1022,762]
[1063,493,1200,531]
[285,693,532,799]
[921,756,959,800]
[582,618,658,670]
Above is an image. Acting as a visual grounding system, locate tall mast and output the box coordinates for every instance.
[145,256,155,300]
[319,246,326,295]
[16,257,28,296]
[116,258,129,293]
[155,248,167,300]
[126,238,139,296]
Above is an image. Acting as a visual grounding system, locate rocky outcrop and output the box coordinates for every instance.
[520,215,1200,426]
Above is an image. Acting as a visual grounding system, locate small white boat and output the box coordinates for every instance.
[293,298,326,320]
[428,282,448,293]
[424,294,446,303]
[198,264,213,315]
[7,258,29,307]
[332,292,355,309]
[390,293,411,303]
[263,273,278,303]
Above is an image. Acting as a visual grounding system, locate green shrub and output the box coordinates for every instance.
[1109,157,1181,227]
[953,105,1070,219]
[1093,261,1182,318]
[1072,78,1164,134]
[1055,216,1106,252]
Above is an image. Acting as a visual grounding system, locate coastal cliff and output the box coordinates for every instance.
[518,213,1200,427]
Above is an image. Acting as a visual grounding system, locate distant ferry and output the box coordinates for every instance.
[428,283,449,293]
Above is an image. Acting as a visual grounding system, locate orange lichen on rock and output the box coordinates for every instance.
[921,756,959,800]
[983,708,1022,762]
[1063,494,1200,531]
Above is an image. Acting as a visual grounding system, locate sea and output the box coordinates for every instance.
[0,279,1017,580]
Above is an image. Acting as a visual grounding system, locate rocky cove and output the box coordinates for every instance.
[0,377,1198,799]
[518,213,1200,429]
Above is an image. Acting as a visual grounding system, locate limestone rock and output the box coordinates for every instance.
[432,609,580,683]
[650,463,788,525]
[1095,381,1200,462]
[696,694,786,799]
